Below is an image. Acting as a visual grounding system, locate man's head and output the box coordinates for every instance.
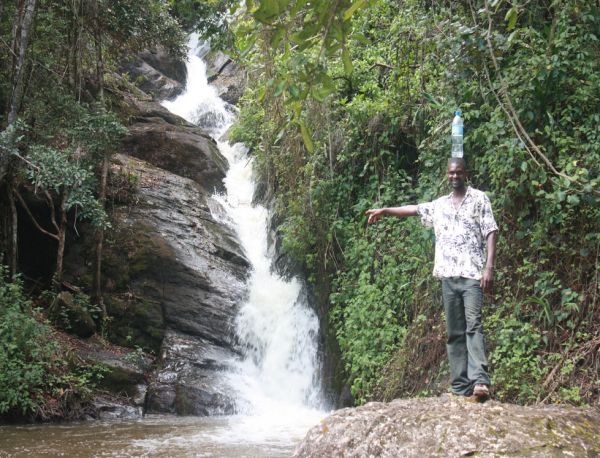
[447,157,467,191]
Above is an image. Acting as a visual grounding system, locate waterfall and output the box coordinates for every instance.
[162,35,324,442]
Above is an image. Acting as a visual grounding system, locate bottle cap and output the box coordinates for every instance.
[454,110,461,116]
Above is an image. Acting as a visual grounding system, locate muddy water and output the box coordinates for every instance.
[0,413,317,457]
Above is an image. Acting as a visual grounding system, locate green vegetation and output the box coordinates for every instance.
[0,267,107,419]
[232,0,600,405]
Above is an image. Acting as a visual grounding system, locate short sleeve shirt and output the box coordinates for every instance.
[417,187,498,280]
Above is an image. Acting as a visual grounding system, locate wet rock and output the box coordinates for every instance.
[108,155,248,344]
[99,155,248,416]
[77,347,150,398]
[293,395,600,457]
[91,399,143,420]
[107,72,191,127]
[146,331,238,416]
[146,384,177,414]
[122,48,187,101]
[205,51,246,105]
[122,118,227,193]
[125,60,184,101]
[138,48,187,84]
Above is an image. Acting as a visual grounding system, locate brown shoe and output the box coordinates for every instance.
[473,384,490,398]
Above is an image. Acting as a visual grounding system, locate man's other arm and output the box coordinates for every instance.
[480,230,498,294]
[365,205,419,224]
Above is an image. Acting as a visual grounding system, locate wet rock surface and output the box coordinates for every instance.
[293,395,600,457]
[204,51,246,105]
[89,399,143,421]
[62,42,251,418]
[122,119,227,193]
[146,331,239,416]
[122,48,187,101]
[77,346,150,399]
[104,154,248,415]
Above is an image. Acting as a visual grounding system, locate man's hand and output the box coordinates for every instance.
[365,205,418,223]
[365,208,386,224]
[480,267,494,295]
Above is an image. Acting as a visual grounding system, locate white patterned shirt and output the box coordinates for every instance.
[417,187,498,280]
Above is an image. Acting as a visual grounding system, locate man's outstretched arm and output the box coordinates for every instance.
[365,205,419,224]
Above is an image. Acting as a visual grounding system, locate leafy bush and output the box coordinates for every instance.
[0,267,105,419]
[0,268,56,415]
[489,317,545,404]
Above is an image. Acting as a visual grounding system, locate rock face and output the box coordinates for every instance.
[294,395,600,457]
[122,118,227,193]
[145,331,239,416]
[104,153,249,415]
[122,48,187,101]
[204,51,246,105]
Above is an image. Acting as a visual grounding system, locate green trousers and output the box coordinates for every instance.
[441,277,490,395]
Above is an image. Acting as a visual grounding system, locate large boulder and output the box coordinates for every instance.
[294,395,600,457]
[102,154,249,415]
[205,51,246,105]
[77,346,150,400]
[137,48,187,84]
[122,47,187,101]
[146,331,239,416]
[122,118,227,193]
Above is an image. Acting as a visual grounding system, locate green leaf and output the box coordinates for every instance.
[505,7,518,31]
[270,25,286,49]
[299,121,314,153]
[343,0,367,21]
[353,33,371,45]
[311,73,336,101]
[253,0,283,24]
[288,83,301,99]
[342,47,353,75]
[273,79,287,97]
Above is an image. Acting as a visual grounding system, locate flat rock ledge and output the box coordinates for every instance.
[294,395,600,458]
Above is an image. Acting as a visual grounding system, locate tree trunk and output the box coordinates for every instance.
[7,0,37,126]
[93,5,104,101]
[91,0,107,317]
[54,192,68,287]
[92,157,108,318]
[9,0,24,94]
[8,183,18,277]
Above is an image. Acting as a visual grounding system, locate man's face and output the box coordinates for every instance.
[447,162,466,190]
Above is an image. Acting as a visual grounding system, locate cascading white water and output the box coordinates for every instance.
[162,35,324,447]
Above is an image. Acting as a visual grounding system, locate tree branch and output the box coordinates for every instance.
[14,188,59,241]
[43,189,60,233]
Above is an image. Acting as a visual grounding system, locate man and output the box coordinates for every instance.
[365,157,498,399]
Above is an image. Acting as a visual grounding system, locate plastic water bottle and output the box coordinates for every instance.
[451,110,463,158]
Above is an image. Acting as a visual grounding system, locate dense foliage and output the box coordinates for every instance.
[0,266,106,419]
[232,0,600,405]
